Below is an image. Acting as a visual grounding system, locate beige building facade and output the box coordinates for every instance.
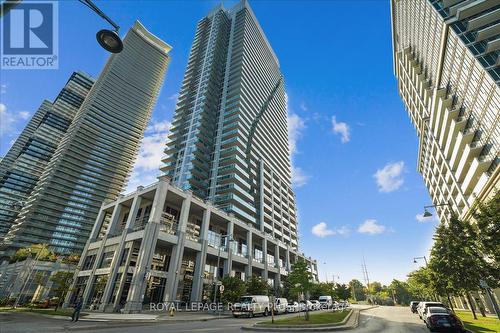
[391,0,499,314]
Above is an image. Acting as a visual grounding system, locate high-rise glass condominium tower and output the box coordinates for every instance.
[162,0,298,249]
[0,72,94,238]
[0,22,172,257]
[391,0,499,223]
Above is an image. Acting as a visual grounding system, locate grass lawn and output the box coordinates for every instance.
[0,306,76,317]
[455,311,500,333]
[262,309,351,325]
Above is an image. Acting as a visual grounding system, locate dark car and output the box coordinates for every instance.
[410,301,420,313]
[426,313,466,333]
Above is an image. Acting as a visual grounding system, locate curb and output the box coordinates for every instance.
[242,309,358,332]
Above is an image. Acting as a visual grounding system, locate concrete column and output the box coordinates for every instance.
[190,206,211,302]
[99,195,142,312]
[245,230,253,280]
[112,242,134,310]
[223,219,234,277]
[274,244,280,287]
[89,206,110,241]
[262,238,268,281]
[285,247,291,271]
[123,182,169,313]
[122,222,160,313]
[81,204,123,307]
[107,202,125,237]
[63,207,108,308]
[164,194,192,302]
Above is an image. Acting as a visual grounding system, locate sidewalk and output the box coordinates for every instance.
[79,310,232,322]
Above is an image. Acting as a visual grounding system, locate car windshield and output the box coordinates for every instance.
[239,297,253,304]
[429,307,448,313]
[426,303,444,308]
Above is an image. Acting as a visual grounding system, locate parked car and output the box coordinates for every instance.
[424,307,451,325]
[286,301,301,313]
[232,295,270,318]
[273,297,288,314]
[426,313,466,333]
[300,301,313,311]
[419,302,446,319]
[338,301,350,309]
[318,295,333,309]
[410,301,420,313]
[310,300,321,310]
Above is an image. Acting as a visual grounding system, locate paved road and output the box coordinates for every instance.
[352,306,429,333]
[0,306,431,333]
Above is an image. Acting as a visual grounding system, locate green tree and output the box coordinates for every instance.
[472,191,500,280]
[220,276,246,304]
[368,281,382,294]
[49,271,74,311]
[348,279,366,301]
[430,215,493,319]
[388,279,412,305]
[407,267,436,301]
[245,275,268,295]
[287,260,313,320]
[334,283,351,300]
[310,282,334,300]
[11,244,55,263]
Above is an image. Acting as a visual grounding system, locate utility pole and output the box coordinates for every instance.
[362,257,371,303]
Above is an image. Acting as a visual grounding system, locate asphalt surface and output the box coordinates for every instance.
[0,306,432,333]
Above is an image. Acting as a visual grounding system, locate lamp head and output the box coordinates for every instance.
[422,209,433,218]
[413,259,418,264]
[96,29,123,53]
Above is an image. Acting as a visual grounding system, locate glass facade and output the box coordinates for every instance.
[0,22,172,257]
[162,0,299,249]
[0,72,94,239]
[391,0,499,222]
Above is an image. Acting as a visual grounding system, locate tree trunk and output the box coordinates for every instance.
[447,294,455,313]
[465,292,477,320]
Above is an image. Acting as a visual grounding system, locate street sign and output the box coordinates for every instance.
[219,285,225,293]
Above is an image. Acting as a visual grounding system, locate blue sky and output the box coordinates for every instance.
[0,0,439,285]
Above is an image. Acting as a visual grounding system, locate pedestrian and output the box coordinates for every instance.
[71,297,83,322]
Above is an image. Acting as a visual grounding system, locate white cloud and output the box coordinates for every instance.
[312,222,336,238]
[374,161,405,193]
[311,222,351,238]
[168,93,179,101]
[0,103,16,137]
[415,213,439,223]
[358,219,386,235]
[300,102,307,112]
[18,111,30,120]
[291,166,309,188]
[125,120,171,192]
[286,94,309,187]
[331,116,350,143]
[288,112,305,157]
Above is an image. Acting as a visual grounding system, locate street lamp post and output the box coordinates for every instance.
[78,0,123,53]
[212,234,233,308]
[1,0,123,53]
[413,256,428,266]
[422,203,452,218]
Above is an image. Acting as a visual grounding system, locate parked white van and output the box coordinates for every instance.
[318,295,333,309]
[273,298,288,314]
[232,295,270,318]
